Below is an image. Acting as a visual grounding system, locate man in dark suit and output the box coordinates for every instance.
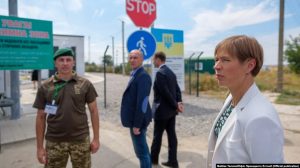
[151,51,183,168]
[120,49,152,168]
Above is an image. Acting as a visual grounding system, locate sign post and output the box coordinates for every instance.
[126,0,156,28]
[151,28,185,91]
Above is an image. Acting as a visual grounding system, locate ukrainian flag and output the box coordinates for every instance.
[151,28,184,57]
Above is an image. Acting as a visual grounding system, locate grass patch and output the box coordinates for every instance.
[275,90,300,105]
[185,66,300,105]
[247,67,300,105]
[255,68,278,91]
[201,90,229,100]
[185,72,228,100]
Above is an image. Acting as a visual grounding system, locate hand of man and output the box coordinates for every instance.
[177,102,184,113]
[37,147,47,164]
[133,127,141,135]
[90,138,100,154]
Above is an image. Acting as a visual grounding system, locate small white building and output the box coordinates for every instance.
[42,34,85,79]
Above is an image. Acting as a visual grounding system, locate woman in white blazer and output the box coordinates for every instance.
[207,35,285,168]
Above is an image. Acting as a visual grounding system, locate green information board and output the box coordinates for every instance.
[0,15,53,70]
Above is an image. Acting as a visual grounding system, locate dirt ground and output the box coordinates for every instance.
[0,73,299,168]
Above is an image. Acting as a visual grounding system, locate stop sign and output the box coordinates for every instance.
[126,0,156,28]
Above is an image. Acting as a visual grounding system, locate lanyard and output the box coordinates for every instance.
[52,81,67,101]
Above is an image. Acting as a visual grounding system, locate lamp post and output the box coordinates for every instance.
[103,45,109,109]
[121,20,125,75]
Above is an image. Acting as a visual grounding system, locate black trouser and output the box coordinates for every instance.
[151,116,178,164]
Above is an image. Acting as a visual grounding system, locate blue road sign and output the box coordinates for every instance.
[127,30,156,60]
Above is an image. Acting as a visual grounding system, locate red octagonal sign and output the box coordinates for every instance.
[126,0,156,28]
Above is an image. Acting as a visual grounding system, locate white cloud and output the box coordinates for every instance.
[17,1,76,34]
[93,9,105,18]
[181,0,208,9]
[64,0,83,11]
[114,0,125,5]
[154,23,168,29]
[0,8,8,15]
[19,4,43,19]
[185,1,278,50]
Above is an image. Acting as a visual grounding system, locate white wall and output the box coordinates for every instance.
[0,71,11,97]
[0,71,4,93]
[53,34,85,76]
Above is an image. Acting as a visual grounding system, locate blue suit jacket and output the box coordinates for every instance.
[120,67,152,129]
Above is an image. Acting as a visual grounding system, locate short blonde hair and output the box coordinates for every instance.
[214,35,263,76]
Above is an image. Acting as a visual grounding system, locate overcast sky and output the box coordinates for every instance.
[1,0,300,65]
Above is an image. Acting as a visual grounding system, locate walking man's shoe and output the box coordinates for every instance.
[152,161,158,165]
[161,161,179,168]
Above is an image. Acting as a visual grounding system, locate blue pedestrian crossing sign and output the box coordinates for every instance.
[127,30,156,60]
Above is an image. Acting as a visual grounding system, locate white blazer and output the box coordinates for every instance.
[207,83,285,168]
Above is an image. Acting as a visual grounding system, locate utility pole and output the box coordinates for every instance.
[116,49,118,66]
[111,36,115,73]
[88,36,91,63]
[277,0,284,92]
[9,0,20,119]
[122,20,125,75]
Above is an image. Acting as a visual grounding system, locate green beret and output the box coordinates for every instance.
[54,48,75,60]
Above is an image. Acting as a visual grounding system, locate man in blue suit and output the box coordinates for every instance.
[150,51,183,168]
[120,49,152,168]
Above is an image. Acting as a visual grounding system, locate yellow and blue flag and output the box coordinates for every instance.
[151,28,183,57]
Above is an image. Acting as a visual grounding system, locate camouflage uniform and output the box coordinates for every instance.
[34,48,99,168]
[45,136,91,168]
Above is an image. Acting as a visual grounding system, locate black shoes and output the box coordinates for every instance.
[152,161,158,165]
[151,158,158,165]
[161,161,179,168]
